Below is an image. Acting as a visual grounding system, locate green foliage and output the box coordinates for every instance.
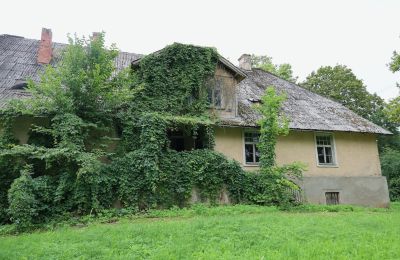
[389,50,400,73]
[256,87,289,168]
[0,33,127,227]
[248,87,305,205]
[386,48,400,124]
[105,149,246,209]
[131,43,218,115]
[251,55,298,83]
[385,96,400,124]
[7,165,38,230]
[381,149,400,201]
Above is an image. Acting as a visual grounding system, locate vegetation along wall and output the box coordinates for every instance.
[215,127,382,177]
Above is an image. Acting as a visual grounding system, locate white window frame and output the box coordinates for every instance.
[243,129,260,166]
[314,132,338,167]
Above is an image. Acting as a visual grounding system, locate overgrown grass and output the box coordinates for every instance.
[1,203,400,259]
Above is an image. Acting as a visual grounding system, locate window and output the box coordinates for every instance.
[244,132,260,165]
[207,77,222,108]
[315,134,336,166]
[325,192,339,205]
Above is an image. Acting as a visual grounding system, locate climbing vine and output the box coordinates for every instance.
[244,87,304,206]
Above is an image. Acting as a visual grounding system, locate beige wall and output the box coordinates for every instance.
[214,127,382,176]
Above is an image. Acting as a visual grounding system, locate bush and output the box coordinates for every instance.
[7,165,38,230]
[381,148,400,201]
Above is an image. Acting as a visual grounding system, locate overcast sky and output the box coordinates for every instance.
[1,0,399,100]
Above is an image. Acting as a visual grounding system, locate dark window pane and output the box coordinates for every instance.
[244,133,253,142]
[326,155,332,164]
[245,144,254,163]
[207,87,213,104]
[170,137,185,152]
[255,145,260,162]
[325,147,333,164]
[317,147,325,163]
[252,133,259,142]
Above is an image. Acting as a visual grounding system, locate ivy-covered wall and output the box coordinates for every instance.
[0,35,302,230]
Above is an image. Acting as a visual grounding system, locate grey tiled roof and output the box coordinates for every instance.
[219,68,391,134]
[0,34,141,108]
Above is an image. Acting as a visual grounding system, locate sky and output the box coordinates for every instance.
[1,0,399,100]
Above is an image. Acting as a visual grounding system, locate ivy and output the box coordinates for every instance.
[246,87,304,205]
[256,87,289,169]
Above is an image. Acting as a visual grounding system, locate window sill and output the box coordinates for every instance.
[317,164,339,168]
[243,164,260,167]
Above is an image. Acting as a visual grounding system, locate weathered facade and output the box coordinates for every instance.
[0,29,391,207]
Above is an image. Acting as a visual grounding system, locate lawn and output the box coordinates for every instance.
[1,204,400,259]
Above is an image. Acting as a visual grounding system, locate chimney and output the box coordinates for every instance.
[91,32,101,41]
[238,54,252,71]
[37,28,53,64]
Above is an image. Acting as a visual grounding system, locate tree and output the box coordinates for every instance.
[386,49,400,124]
[251,55,298,83]
[301,65,396,132]
[381,148,400,201]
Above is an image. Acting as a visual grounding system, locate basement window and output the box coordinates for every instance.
[315,134,336,166]
[325,192,340,205]
[244,131,260,165]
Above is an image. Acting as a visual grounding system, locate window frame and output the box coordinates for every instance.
[242,129,260,166]
[314,132,338,167]
[325,191,340,205]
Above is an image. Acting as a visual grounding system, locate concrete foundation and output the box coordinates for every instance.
[302,176,390,208]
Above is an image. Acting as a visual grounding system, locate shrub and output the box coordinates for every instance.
[7,165,38,230]
[381,148,400,201]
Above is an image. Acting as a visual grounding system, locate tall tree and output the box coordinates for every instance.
[386,49,400,124]
[251,55,298,83]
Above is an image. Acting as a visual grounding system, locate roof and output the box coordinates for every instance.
[219,68,391,135]
[0,34,390,135]
[0,34,141,108]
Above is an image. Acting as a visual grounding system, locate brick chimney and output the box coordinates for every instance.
[238,54,252,71]
[37,28,53,64]
[91,32,101,41]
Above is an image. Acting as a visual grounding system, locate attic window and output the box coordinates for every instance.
[11,82,28,90]
[207,77,222,108]
[315,133,336,166]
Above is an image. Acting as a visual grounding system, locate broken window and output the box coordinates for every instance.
[244,131,260,165]
[315,134,336,165]
[168,128,208,152]
[325,192,339,205]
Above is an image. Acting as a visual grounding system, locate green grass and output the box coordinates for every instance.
[1,203,400,259]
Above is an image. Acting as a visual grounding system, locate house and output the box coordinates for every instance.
[0,28,391,207]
